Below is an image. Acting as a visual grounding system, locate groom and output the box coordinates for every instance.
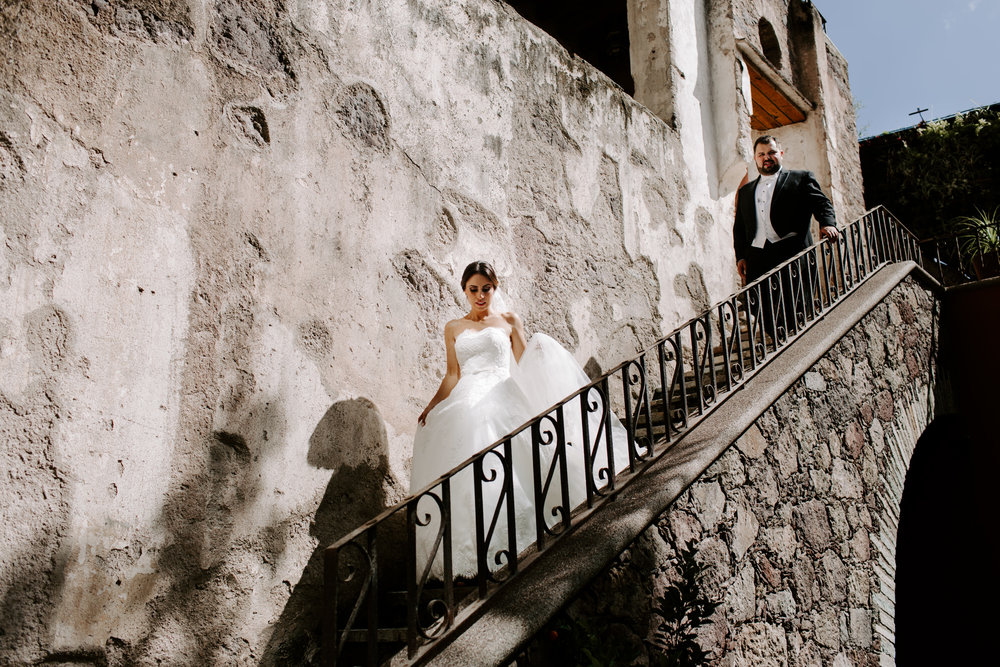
[733,135,841,286]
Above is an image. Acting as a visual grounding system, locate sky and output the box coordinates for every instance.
[817,0,1000,138]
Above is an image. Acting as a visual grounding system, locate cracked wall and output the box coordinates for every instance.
[0,0,860,663]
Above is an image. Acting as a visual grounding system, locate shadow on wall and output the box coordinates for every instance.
[114,400,290,665]
[895,415,991,665]
[262,397,396,666]
[0,305,73,663]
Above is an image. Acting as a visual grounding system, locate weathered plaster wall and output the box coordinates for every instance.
[821,37,865,220]
[0,0,752,663]
[729,0,865,226]
[548,276,938,665]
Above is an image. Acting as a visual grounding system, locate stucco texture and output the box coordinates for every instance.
[0,0,756,663]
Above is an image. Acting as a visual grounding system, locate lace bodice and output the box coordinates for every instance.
[455,327,511,378]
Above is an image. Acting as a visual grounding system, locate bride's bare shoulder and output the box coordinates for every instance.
[444,318,470,338]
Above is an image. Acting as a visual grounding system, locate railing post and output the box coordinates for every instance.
[366,534,379,667]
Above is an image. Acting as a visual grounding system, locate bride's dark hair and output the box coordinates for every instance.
[461,261,498,290]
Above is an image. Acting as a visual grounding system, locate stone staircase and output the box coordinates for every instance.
[324,206,923,666]
[334,324,758,663]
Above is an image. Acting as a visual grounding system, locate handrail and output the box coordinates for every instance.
[323,205,922,666]
[917,217,1000,286]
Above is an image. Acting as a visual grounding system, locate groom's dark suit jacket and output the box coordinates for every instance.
[733,169,837,271]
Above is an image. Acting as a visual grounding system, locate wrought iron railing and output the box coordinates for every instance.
[323,206,922,666]
[918,216,1000,286]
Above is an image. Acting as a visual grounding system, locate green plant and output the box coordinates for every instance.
[953,206,1000,281]
[647,541,721,667]
[954,207,1000,257]
[863,107,1000,239]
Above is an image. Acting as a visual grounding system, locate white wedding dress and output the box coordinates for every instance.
[409,326,630,579]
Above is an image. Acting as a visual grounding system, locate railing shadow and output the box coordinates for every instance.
[262,398,397,666]
[323,206,923,666]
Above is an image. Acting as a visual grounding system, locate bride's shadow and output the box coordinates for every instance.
[261,397,399,666]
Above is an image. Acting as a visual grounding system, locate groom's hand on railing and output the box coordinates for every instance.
[737,259,747,287]
[820,225,841,242]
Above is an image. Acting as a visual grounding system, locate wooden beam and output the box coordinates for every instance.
[736,39,813,130]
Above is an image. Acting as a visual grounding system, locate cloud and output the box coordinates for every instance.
[968,0,981,10]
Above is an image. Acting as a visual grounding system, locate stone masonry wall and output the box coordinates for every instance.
[553,276,938,666]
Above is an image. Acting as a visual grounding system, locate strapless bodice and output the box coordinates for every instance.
[455,327,511,378]
[410,330,631,578]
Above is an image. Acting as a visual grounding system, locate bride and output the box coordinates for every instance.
[409,261,629,579]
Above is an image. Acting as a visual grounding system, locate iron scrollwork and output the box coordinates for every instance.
[322,205,928,666]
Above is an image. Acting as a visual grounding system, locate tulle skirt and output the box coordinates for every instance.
[409,333,630,578]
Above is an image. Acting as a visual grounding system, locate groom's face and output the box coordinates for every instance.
[754,140,783,175]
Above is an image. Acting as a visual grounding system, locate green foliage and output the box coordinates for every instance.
[647,541,721,667]
[954,207,1000,257]
[951,206,1000,281]
[861,107,1000,239]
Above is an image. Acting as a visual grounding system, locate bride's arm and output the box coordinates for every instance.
[417,321,462,425]
[504,312,528,363]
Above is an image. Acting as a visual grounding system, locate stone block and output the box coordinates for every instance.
[771,429,800,480]
[729,504,760,561]
[831,459,862,498]
[868,418,885,453]
[804,371,827,392]
[765,590,796,619]
[837,355,855,386]
[790,557,816,610]
[813,607,841,650]
[875,390,894,423]
[832,651,855,667]
[813,438,832,471]
[667,509,702,546]
[849,529,871,561]
[751,463,779,509]
[736,424,768,458]
[730,622,788,667]
[809,469,830,494]
[847,570,871,606]
[827,502,849,541]
[727,563,756,623]
[761,524,797,564]
[887,302,901,326]
[845,420,865,459]
[818,550,848,603]
[791,642,824,667]
[755,552,783,590]
[826,431,842,460]
[692,480,726,532]
[849,608,873,647]
[712,445,747,490]
[793,500,832,552]
[697,536,733,599]
[860,449,879,487]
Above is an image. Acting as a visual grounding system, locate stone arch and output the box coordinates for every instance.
[758,17,782,68]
